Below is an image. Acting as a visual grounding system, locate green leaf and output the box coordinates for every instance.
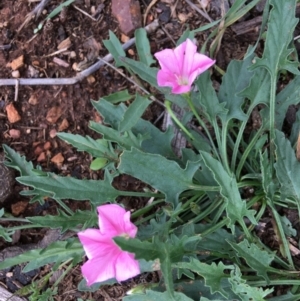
[17,172,122,205]
[114,237,160,261]
[279,215,297,237]
[135,28,156,66]
[0,238,83,272]
[57,133,117,161]
[227,239,274,282]
[90,157,108,170]
[251,0,299,77]
[103,31,126,67]
[118,148,200,205]
[124,290,194,301]
[196,227,237,258]
[239,68,270,107]
[260,151,277,201]
[119,94,151,132]
[274,75,300,129]
[91,99,126,129]
[229,265,273,301]
[175,259,234,298]
[90,122,145,149]
[274,130,300,201]
[218,55,254,122]
[27,209,97,232]
[0,225,13,242]
[121,57,159,88]
[3,144,38,176]
[195,72,227,121]
[103,90,133,103]
[91,99,175,158]
[201,152,257,232]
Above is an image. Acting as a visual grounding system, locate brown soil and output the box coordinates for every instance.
[0,0,269,300]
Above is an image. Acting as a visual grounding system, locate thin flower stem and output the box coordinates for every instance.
[247,280,300,287]
[0,217,30,223]
[165,100,194,140]
[236,127,264,179]
[5,224,44,231]
[200,218,230,237]
[220,120,231,173]
[54,198,74,215]
[184,94,220,160]
[270,206,295,269]
[231,103,256,171]
[269,75,277,172]
[131,200,165,219]
[238,219,252,241]
[121,191,163,198]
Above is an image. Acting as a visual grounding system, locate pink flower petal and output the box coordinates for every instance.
[154,39,215,94]
[176,39,197,77]
[157,69,177,89]
[115,251,140,282]
[154,49,180,75]
[97,204,137,237]
[78,204,140,286]
[78,229,115,259]
[81,252,117,285]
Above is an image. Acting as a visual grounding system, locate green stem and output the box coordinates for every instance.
[131,200,165,219]
[189,198,224,224]
[269,74,277,171]
[0,217,30,223]
[247,280,300,287]
[200,218,230,237]
[165,100,194,140]
[270,205,295,269]
[238,219,252,240]
[54,198,74,216]
[121,191,163,198]
[184,94,220,159]
[236,127,264,179]
[6,224,45,231]
[231,103,256,171]
[220,120,231,173]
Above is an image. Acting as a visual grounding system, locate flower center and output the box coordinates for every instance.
[176,74,189,86]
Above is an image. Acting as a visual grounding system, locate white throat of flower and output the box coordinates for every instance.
[175,74,189,86]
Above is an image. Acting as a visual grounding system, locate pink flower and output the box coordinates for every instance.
[154,39,215,94]
[78,204,140,286]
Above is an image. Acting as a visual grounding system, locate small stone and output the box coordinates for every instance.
[57,37,71,50]
[34,145,43,156]
[7,55,24,70]
[178,13,188,23]
[11,201,28,216]
[53,57,70,68]
[6,103,21,123]
[11,70,20,78]
[70,51,76,59]
[121,33,130,43]
[49,129,57,138]
[46,106,62,124]
[128,49,135,56]
[111,0,142,36]
[86,75,95,84]
[51,153,64,165]
[28,94,39,105]
[58,118,69,131]
[44,141,51,150]
[9,129,21,139]
[37,152,46,162]
[27,65,39,78]
[72,62,78,71]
